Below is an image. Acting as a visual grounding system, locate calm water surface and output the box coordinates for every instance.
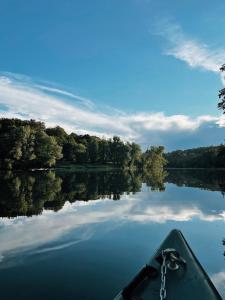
[0,169,225,299]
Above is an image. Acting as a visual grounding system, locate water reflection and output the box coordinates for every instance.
[1,168,225,218]
[0,169,167,218]
[166,169,225,194]
[1,169,225,299]
[1,169,225,259]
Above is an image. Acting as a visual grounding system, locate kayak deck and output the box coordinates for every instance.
[114,229,222,300]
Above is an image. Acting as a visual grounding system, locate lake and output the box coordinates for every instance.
[0,169,225,299]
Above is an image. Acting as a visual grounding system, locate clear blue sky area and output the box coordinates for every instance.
[1,0,225,149]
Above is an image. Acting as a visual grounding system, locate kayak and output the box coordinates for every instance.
[114,229,222,300]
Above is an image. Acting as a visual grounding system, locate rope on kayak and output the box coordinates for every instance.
[160,249,186,300]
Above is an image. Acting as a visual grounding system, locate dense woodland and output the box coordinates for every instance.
[165,145,225,168]
[2,118,225,170]
[0,118,167,170]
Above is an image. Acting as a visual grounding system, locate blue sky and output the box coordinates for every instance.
[1,0,225,150]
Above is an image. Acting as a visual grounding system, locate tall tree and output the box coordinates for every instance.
[143,146,167,169]
[63,135,86,162]
[34,131,62,167]
[218,64,225,112]
[88,138,99,163]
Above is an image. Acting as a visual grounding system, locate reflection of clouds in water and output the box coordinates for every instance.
[0,198,130,266]
[32,237,90,255]
[211,271,225,298]
[0,231,94,270]
[1,186,225,266]
[129,207,203,222]
[127,186,225,223]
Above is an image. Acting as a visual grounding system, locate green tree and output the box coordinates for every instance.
[110,136,130,166]
[10,126,36,166]
[128,142,142,168]
[88,138,99,163]
[34,131,62,167]
[99,139,110,163]
[63,136,86,162]
[142,146,167,170]
[46,126,68,146]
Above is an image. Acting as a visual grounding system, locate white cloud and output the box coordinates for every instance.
[0,198,130,267]
[156,21,225,73]
[34,84,95,109]
[0,76,11,85]
[0,186,225,267]
[0,74,131,136]
[0,72,225,150]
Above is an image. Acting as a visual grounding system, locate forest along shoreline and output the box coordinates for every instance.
[0,118,166,171]
[1,118,225,171]
[165,146,225,168]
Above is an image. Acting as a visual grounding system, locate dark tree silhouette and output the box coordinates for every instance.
[218,64,225,111]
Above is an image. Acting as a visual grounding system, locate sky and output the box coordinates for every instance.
[1,0,225,150]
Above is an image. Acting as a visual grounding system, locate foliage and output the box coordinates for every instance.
[165,145,225,168]
[0,118,62,169]
[0,118,166,170]
[142,146,167,169]
[218,64,225,112]
[34,131,62,167]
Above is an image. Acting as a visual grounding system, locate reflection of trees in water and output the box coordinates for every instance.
[2,169,225,218]
[0,171,62,217]
[166,169,225,194]
[143,168,167,191]
[0,169,166,218]
[59,170,142,201]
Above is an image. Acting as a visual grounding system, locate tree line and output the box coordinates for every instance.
[0,118,167,170]
[165,145,225,168]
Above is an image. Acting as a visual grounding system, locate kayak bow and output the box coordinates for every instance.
[114,229,222,300]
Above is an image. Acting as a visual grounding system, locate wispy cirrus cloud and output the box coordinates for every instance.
[156,21,225,73]
[0,72,225,150]
[1,71,95,109]
[34,84,95,109]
